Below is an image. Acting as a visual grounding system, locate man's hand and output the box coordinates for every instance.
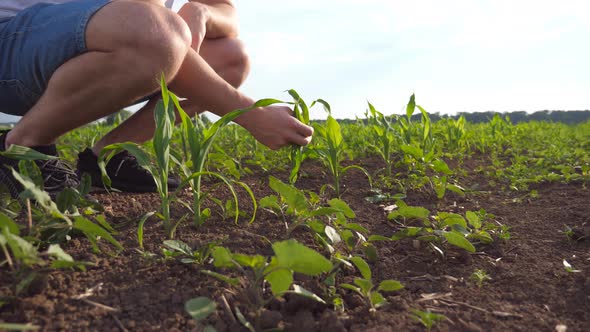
[177,2,210,51]
[179,0,238,41]
[235,106,314,150]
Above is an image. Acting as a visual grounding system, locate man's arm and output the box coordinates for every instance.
[187,0,238,39]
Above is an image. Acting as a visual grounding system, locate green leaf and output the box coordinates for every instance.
[0,213,20,235]
[363,243,378,263]
[73,217,123,251]
[78,173,92,196]
[443,231,475,252]
[268,176,309,212]
[466,211,482,229]
[200,269,240,286]
[400,144,423,160]
[55,188,80,213]
[11,169,66,221]
[18,160,43,189]
[163,240,193,256]
[370,292,386,308]
[326,116,343,148]
[265,268,293,296]
[260,195,281,211]
[0,323,40,331]
[233,254,266,269]
[467,231,493,244]
[272,240,332,276]
[353,278,373,295]
[47,244,73,262]
[310,207,343,217]
[378,280,404,292]
[340,283,359,292]
[0,145,57,161]
[406,94,416,119]
[350,256,372,280]
[344,223,369,235]
[388,206,430,222]
[235,306,255,332]
[432,159,453,175]
[137,212,155,250]
[288,284,326,304]
[328,199,355,218]
[437,212,467,228]
[2,228,41,266]
[391,227,424,240]
[185,297,217,322]
[212,246,235,268]
[368,235,391,242]
[447,183,465,196]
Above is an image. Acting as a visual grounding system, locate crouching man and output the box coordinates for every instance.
[0,0,313,196]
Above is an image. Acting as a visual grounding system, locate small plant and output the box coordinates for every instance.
[185,297,217,332]
[99,78,177,237]
[162,239,219,265]
[389,202,478,255]
[410,309,447,331]
[204,240,331,330]
[173,93,271,228]
[313,104,372,197]
[470,269,492,288]
[260,176,356,236]
[0,215,89,296]
[340,256,403,312]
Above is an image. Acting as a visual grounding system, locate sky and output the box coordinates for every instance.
[2,0,589,122]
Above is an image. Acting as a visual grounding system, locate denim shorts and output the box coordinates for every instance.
[0,0,111,116]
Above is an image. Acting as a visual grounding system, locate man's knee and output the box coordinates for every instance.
[202,37,250,87]
[87,1,192,78]
[229,39,250,78]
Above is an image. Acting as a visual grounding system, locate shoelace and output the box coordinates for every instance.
[38,158,79,192]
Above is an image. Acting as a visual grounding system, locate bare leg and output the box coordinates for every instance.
[92,37,250,153]
[6,1,312,151]
[5,0,191,148]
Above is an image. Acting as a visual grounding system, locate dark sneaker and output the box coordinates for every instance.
[77,148,180,193]
[0,131,80,198]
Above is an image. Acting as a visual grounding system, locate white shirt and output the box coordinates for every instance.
[0,0,176,20]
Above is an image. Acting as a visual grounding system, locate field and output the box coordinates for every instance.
[1,93,589,331]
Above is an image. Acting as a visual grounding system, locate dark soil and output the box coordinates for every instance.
[1,156,589,332]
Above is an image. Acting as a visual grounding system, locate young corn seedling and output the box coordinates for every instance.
[287,89,311,184]
[287,90,333,184]
[172,95,283,228]
[340,256,403,313]
[203,240,332,331]
[100,77,177,237]
[470,269,492,288]
[366,102,397,178]
[410,309,447,331]
[313,103,372,197]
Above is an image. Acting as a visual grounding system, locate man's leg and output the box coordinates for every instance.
[7,0,312,152]
[4,0,192,148]
[92,37,250,153]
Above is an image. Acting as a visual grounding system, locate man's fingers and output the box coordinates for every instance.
[287,130,313,147]
[288,116,314,137]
